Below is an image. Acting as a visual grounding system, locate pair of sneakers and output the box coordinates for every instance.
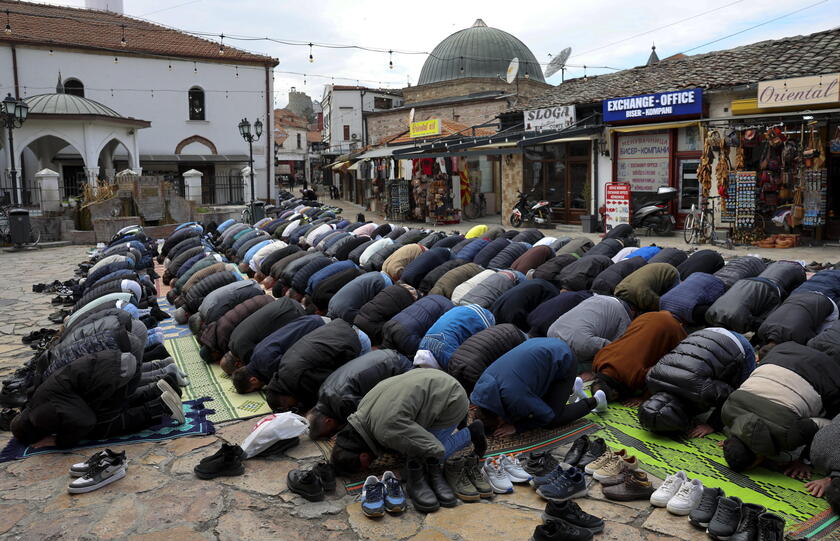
[570,377,608,414]
[482,454,532,494]
[287,462,336,502]
[157,379,186,425]
[360,471,407,518]
[585,448,639,482]
[68,449,127,494]
[533,465,588,502]
[650,471,705,515]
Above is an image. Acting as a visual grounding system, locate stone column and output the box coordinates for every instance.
[182,169,203,204]
[501,153,524,225]
[35,168,61,212]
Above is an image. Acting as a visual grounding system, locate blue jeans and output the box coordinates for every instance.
[429,426,471,459]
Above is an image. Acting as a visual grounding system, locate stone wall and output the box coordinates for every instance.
[501,153,524,225]
[402,78,550,103]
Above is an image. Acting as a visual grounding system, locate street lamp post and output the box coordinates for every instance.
[1,93,29,206]
[238,117,262,224]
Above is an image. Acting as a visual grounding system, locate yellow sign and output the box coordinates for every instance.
[409,119,441,138]
[758,74,840,109]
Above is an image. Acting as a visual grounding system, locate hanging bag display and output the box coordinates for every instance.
[804,126,820,167]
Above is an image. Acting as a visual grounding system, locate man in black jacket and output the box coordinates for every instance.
[308,349,413,439]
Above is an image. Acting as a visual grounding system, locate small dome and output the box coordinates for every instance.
[418,19,545,85]
[24,93,122,117]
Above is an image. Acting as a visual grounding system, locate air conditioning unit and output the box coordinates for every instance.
[351,133,359,140]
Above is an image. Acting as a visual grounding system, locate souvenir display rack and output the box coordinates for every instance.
[386,179,410,221]
[803,169,828,228]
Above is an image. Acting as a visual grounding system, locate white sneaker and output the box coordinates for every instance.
[666,478,704,515]
[499,454,532,483]
[650,471,688,507]
[482,457,513,494]
[570,377,588,403]
[591,390,608,413]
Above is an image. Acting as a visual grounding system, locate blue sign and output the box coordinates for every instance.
[603,88,703,123]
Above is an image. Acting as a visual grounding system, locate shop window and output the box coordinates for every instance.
[678,126,701,152]
[63,78,84,97]
[296,133,302,149]
[569,163,588,209]
[679,159,700,211]
[568,141,589,157]
[343,125,350,141]
[188,87,205,120]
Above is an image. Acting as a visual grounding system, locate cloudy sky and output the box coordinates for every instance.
[50,0,840,108]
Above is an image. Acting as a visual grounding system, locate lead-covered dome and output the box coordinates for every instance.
[417,19,545,85]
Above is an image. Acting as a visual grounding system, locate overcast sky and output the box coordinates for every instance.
[50,0,840,108]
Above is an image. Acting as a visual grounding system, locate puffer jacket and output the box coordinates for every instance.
[459,270,521,308]
[327,272,391,323]
[713,256,766,290]
[316,349,413,422]
[381,295,453,357]
[451,237,478,254]
[173,255,221,293]
[311,266,364,312]
[161,226,201,259]
[359,238,393,268]
[473,238,511,268]
[659,272,726,324]
[491,279,559,331]
[419,259,468,295]
[306,260,358,296]
[448,323,526,392]
[527,291,593,337]
[247,315,326,384]
[648,247,688,267]
[60,311,134,345]
[429,263,484,298]
[364,243,401,272]
[643,328,752,423]
[228,298,306,363]
[794,269,840,302]
[269,251,309,283]
[547,295,632,366]
[591,256,646,295]
[676,249,725,279]
[585,238,625,259]
[199,294,275,354]
[175,260,225,298]
[614,263,680,312]
[557,255,613,291]
[184,270,238,313]
[451,270,496,305]
[630,246,662,261]
[382,244,426,281]
[758,260,806,296]
[73,280,141,312]
[267,319,362,410]
[511,229,543,244]
[807,319,840,360]
[417,231,446,248]
[454,238,489,262]
[354,284,417,345]
[394,229,428,246]
[432,234,465,249]
[555,238,592,257]
[328,234,370,261]
[259,245,301,276]
[705,278,783,333]
[488,242,529,270]
[199,280,264,325]
[400,247,452,288]
[290,256,333,295]
[416,305,495,370]
[604,223,634,240]
[278,252,323,289]
[471,338,576,432]
[756,292,837,346]
[511,245,554,274]
[531,254,580,287]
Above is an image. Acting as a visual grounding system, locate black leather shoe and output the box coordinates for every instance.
[563,436,590,467]
[312,461,336,493]
[287,469,325,502]
[523,451,559,477]
[405,459,439,513]
[756,512,785,541]
[729,503,765,541]
[425,457,457,508]
[576,437,607,469]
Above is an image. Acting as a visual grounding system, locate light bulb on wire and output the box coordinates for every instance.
[309,43,314,63]
[219,34,225,55]
[388,50,393,69]
[120,24,127,46]
[4,10,10,34]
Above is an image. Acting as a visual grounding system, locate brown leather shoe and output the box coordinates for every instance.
[602,470,655,501]
[598,467,634,487]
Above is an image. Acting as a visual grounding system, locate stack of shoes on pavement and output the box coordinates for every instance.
[194,443,245,479]
[703,494,785,541]
[68,449,127,494]
[601,470,655,501]
[360,470,407,518]
[523,450,560,476]
[287,462,336,502]
[404,457,457,513]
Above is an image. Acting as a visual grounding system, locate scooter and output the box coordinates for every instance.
[631,186,677,235]
[510,188,551,227]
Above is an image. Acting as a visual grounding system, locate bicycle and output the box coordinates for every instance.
[683,195,732,249]
[462,192,486,220]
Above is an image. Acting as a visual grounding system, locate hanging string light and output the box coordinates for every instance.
[218,33,225,55]
[303,73,306,85]
[234,65,239,78]
[168,61,172,71]
[193,61,198,73]
[114,56,118,63]
[308,43,314,63]
[49,49,54,55]
[120,24,127,46]
[388,50,393,69]
[4,9,11,34]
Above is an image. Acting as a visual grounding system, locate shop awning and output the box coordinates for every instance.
[330,161,350,170]
[355,145,416,159]
[608,120,700,133]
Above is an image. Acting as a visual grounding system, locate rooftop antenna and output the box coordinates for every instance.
[545,47,572,82]
[504,57,520,84]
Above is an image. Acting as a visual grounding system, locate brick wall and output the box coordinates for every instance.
[367,99,508,145]
[402,78,550,103]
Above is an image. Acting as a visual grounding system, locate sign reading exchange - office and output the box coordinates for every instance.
[603,88,702,122]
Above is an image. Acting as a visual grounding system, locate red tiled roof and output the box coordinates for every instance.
[0,0,277,65]
[384,119,495,145]
[274,108,308,130]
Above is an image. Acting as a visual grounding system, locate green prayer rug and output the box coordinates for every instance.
[165,335,273,424]
[590,404,831,532]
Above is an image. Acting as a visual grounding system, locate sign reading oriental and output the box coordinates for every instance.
[758,74,840,109]
[603,88,702,122]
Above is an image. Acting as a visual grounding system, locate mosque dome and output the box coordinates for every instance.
[417,19,545,85]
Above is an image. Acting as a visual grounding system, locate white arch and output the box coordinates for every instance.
[16,128,87,164]
[93,131,136,167]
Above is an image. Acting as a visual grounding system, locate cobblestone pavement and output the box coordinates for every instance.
[0,243,795,540]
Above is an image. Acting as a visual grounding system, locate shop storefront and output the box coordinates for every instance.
[604,88,704,230]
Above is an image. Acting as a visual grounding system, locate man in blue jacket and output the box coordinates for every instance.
[470,338,607,436]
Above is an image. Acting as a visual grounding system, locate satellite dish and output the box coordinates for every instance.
[505,57,519,84]
[545,47,572,78]
[409,108,415,124]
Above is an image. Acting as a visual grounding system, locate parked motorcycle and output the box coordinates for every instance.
[631,186,676,235]
[510,188,551,227]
